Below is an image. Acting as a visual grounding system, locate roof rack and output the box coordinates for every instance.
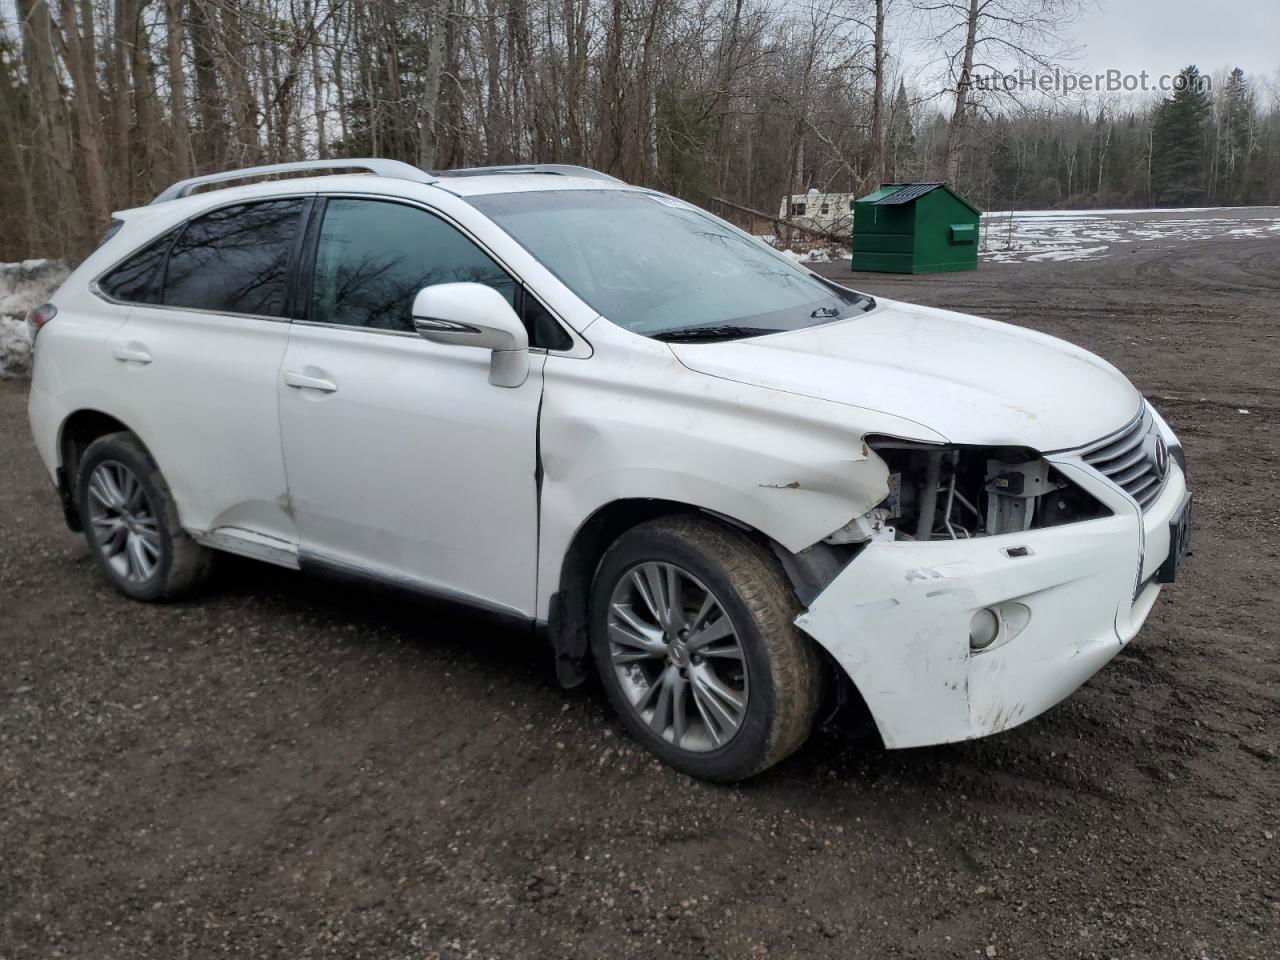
[150,158,440,204]
[432,164,622,183]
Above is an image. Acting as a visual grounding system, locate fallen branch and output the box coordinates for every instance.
[710,196,850,244]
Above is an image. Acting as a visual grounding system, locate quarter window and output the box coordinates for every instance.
[162,198,305,317]
[99,226,181,304]
[310,199,516,333]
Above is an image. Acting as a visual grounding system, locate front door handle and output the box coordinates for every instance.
[283,370,338,392]
[111,344,152,364]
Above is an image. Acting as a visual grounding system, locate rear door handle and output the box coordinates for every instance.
[111,344,152,364]
[283,370,338,393]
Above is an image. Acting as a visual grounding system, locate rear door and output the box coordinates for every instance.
[277,196,545,616]
[98,197,309,547]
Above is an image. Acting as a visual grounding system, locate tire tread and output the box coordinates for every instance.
[78,431,212,601]
[593,514,823,780]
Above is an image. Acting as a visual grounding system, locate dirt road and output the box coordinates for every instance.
[3,218,1278,959]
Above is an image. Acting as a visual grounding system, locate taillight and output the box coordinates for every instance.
[26,302,57,342]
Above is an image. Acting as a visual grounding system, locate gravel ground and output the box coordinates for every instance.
[2,213,1278,959]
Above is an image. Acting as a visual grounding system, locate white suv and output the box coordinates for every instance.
[27,159,1191,781]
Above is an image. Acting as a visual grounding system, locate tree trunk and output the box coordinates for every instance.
[481,0,507,161]
[418,0,448,167]
[188,0,225,169]
[593,0,624,174]
[57,0,110,232]
[109,0,135,200]
[165,0,192,179]
[17,0,76,254]
[942,0,979,182]
[867,0,885,189]
[308,0,327,159]
[128,0,162,199]
[220,0,261,163]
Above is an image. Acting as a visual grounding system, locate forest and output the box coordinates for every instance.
[2,0,1278,260]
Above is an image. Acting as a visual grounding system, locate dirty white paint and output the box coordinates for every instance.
[535,316,947,618]
[28,167,1190,752]
[796,457,1189,748]
[669,297,1140,451]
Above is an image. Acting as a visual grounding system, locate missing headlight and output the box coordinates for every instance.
[861,438,1109,541]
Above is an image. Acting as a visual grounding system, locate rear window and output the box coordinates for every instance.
[162,199,305,317]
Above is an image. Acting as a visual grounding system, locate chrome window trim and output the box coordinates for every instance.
[89,191,316,323]
[291,318,418,339]
[288,316,552,356]
[90,281,294,325]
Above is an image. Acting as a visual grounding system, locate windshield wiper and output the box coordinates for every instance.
[652,324,776,343]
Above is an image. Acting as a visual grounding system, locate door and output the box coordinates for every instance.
[96,197,308,544]
[278,197,546,617]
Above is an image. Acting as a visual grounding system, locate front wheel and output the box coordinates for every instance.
[589,516,823,782]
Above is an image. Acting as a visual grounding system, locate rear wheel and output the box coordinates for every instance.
[590,515,823,782]
[76,432,211,601]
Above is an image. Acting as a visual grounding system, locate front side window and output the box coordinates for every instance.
[470,190,870,339]
[309,199,516,333]
[162,198,305,317]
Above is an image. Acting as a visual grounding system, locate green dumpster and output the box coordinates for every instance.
[851,182,982,274]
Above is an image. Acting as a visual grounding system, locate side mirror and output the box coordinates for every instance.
[411,282,530,388]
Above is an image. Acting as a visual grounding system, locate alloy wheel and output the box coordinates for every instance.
[86,461,162,584]
[607,561,749,752]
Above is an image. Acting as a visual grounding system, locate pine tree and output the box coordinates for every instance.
[1216,68,1256,204]
[885,81,916,181]
[989,115,1019,207]
[1150,65,1213,205]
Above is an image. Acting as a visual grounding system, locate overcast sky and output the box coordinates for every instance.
[885,0,1279,109]
[1069,0,1280,83]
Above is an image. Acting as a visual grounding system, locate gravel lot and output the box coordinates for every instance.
[2,211,1278,959]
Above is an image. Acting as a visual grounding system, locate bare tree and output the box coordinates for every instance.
[3,0,1280,263]
[914,0,1083,181]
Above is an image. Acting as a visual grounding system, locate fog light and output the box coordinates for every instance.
[969,608,1001,650]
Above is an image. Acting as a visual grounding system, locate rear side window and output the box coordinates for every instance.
[309,199,517,333]
[99,226,181,304]
[162,198,305,317]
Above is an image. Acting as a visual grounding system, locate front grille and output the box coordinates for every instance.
[1080,408,1167,510]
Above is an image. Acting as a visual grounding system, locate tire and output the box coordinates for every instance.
[589,515,823,782]
[76,431,212,601]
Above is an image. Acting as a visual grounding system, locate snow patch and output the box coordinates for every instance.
[780,246,850,264]
[979,209,1280,264]
[0,259,69,377]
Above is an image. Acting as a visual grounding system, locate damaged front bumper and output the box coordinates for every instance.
[795,457,1189,750]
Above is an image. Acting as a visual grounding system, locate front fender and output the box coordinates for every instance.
[535,330,943,619]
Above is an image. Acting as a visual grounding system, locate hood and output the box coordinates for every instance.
[668,298,1140,451]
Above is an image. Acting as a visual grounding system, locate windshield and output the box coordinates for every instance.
[467,190,871,339]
